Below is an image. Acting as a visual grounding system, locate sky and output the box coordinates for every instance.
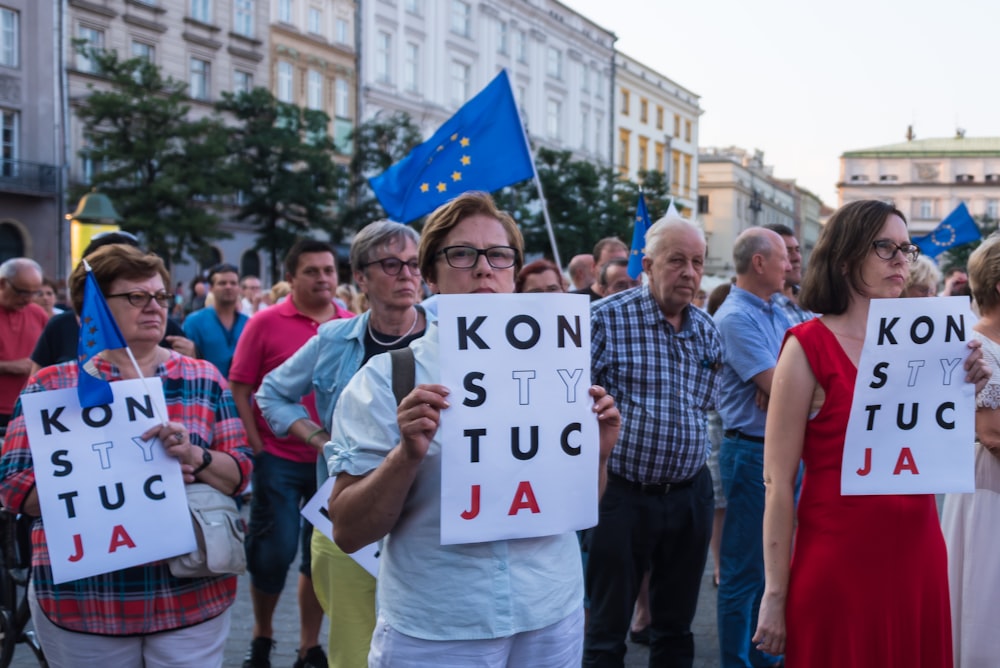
[561,0,1000,207]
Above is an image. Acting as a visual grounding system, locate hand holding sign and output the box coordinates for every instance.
[397,385,451,463]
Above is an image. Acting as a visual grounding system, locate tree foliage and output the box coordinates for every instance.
[71,50,231,263]
[216,88,347,283]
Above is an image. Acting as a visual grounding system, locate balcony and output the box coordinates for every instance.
[0,160,59,197]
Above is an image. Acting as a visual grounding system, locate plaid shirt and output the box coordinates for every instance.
[592,286,722,483]
[0,352,252,636]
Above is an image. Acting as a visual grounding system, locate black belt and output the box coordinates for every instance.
[608,470,700,496]
[724,429,765,444]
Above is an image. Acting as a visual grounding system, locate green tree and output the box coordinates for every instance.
[216,88,347,283]
[338,112,423,232]
[72,50,231,263]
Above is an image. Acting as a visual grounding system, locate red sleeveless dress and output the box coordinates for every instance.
[785,318,952,667]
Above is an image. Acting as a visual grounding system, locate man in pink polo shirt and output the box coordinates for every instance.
[229,239,353,668]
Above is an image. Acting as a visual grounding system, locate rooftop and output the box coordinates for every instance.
[843,136,1000,158]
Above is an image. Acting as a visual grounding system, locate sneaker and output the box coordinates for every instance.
[292,645,328,668]
[242,637,275,668]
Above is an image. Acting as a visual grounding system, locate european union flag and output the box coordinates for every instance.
[627,192,652,279]
[369,70,534,223]
[77,266,127,408]
[912,203,982,259]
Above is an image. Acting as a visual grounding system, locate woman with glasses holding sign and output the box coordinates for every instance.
[0,244,252,667]
[256,221,429,668]
[752,200,990,667]
[325,192,621,666]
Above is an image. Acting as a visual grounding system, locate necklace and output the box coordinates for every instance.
[367,308,419,347]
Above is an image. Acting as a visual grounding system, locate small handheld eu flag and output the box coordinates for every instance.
[77,261,127,408]
[627,192,652,279]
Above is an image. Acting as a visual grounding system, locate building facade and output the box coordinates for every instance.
[269,0,357,162]
[358,0,616,165]
[613,51,700,212]
[0,1,61,275]
[839,133,1000,235]
[697,147,796,276]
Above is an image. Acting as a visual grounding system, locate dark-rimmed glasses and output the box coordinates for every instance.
[437,246,519,269]
[9,283,42,298]
[108,291,174,309]
[872,240,920,263]
[360,257,421,276]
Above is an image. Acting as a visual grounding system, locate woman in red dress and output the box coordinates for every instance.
[752,200,990,667]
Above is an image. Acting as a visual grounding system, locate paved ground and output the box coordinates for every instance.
[10,538,722,668]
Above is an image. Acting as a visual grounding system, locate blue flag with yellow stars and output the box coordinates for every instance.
[912,202,982,259]
[369,70,533,222]
[627,192,652,279]
[77,265,127,408]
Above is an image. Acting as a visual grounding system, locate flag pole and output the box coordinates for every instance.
[82,259,169,426]
[513,108,562,270]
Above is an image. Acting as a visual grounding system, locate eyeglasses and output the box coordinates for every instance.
[437,246,519,270]
[360,257,421,276]
[10,284,42,298]
[108,290,174,309]
[872,240,920,263]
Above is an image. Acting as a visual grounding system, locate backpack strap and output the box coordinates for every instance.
[389,347,416,406]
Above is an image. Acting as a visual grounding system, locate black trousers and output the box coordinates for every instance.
[583,465,713,668]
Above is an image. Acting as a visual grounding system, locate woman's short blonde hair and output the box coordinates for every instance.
[904,255,941,296]
[968,234,1000,314]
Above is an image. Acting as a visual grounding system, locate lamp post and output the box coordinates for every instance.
[67,190,123,267]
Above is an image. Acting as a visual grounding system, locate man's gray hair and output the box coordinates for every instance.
[0,257,42,281]
[349,221,420,270]
[733,229,776,275]
[644,215,705,260]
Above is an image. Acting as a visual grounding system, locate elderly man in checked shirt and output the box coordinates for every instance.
[584,215,723,668]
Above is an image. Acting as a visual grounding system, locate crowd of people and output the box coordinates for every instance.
[0,192,995,668]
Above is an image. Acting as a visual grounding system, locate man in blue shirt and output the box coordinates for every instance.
[586,216,723,668]
[183,263,248,377]
[713,228,791,668]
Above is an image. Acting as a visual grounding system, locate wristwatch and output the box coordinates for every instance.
[192,447,213,476]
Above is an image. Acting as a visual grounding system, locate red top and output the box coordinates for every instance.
[784,318,952,667]
[0,302,47,414]
[229,297,353,463]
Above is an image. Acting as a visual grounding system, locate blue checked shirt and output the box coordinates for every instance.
[592,285,723,484]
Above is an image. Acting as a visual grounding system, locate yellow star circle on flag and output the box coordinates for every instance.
[420,183,429,193]
[452,171,462,181]
[437,182,447,192]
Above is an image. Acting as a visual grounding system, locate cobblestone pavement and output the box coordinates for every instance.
[11,549,721,668]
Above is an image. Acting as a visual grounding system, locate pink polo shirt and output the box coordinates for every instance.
[229,297,354,463]
[0,303,48,414]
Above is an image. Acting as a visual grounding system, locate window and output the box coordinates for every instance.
[987,199,999,220]
[450,61,470,104]
[546,47,562,79]
[515,29,526,62]
[335,79,349,118]
[638,136,648,171]
[672,151,680,190]
[673,114,680,138]
[850,174,869,182]
[654,141,665,172]
[278,0,292,23]
[0,9,18,68]
[76,26,104,73]
[618,128,630,171]
[917,199,934,219]
[335,18,349,43]
[277,61,294,102]
[546,99,561,140]
[308,7,321,34]
[580,109,589,151]
[131,41,154,61]
[595,113,603,158]
[405,0,422,14]
[307,69,323,110]
[880,174,899,182]
[698,195,709,214]
[683,154,692,194]
[233,70,252,94]
[640,98,648,124]
[190,0,211,23]
[956,173,974,183]
[451,0,470,37]
[620,88,629,116]
[375,32,391,83]
[684,119,691,142]
[0,110,17,177]
[656,106,663,130]
[497,21,508,55]
[189,57,210,100]
[595,71,604,99]
[234,0,254,36]
[581,65,589,93]
[404,42,419,92]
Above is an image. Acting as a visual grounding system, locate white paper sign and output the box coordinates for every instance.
[301,477,380,577]
[20,378,196,583]
[842,297,976,495]
[437,293,596,544]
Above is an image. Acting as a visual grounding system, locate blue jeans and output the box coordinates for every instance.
[245,451,317,594]
[717,436,780,668]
